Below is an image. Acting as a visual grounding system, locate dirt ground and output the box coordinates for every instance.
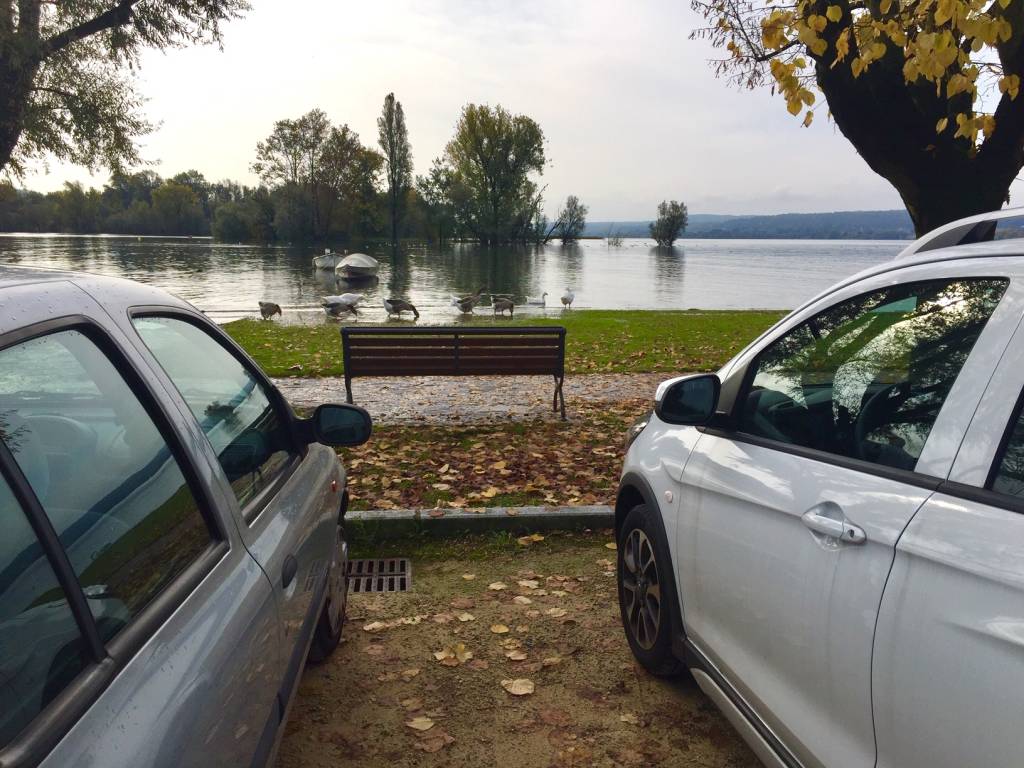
[277,532,757,768]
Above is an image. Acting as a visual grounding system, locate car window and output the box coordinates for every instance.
[739,278,1007,471]
[0,330,213,643]
[132,317,295,511]
[0,473,91,749]
[991,405,1024,498]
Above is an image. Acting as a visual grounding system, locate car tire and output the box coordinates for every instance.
[617,503,684,677]
[307,525,347,664]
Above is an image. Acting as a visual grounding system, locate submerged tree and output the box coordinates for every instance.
[443,103,546,245]
[692,0,1024,235]
[377,92,412,249]
[650,200,688,247]
[0,0,249,177]
[555,195,588,243]
[416,157,459,243]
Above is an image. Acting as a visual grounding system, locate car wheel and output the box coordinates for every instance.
[617,504,684,676]
[307,524,347,664]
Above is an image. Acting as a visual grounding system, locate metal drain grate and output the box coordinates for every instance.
[346,558,411,593]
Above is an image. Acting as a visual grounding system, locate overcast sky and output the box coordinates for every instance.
[20,0,943,218]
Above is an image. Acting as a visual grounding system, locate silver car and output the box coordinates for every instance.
[0,266,370,767]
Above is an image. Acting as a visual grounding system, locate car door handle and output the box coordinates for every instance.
[801,508,867,545]
[282,555,298,589]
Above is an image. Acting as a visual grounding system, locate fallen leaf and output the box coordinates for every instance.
[517,579,540,589]
[544,608,568,618]
[619,713,640,725]
[438,463,450,473]
[488,582,508,591]
[481,487,499,498]
[516,533,545,546]
[468,659,490,670]
[490,624,510,634]
[413,729,454,753]
[501,678,535,696]
[406,716,435,731]
[401,696,423,711]
[457,612,476,622]
[462,574,476,581]
[605,542,617,550]
[362,621,388,632]
[506,649,528,661]
[401,668,420,681]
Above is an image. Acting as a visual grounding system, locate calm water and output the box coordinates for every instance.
[0,235,904,323]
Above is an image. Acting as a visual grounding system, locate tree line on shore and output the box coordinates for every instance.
[0,96,689,247]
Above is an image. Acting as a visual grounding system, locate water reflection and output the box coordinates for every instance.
[0,234,902,324]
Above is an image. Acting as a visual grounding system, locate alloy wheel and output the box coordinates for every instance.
[621,528,662,650]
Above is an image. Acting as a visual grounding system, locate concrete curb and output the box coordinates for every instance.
[346,504,614,540]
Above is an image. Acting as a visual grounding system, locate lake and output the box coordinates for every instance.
[0,235,904,323]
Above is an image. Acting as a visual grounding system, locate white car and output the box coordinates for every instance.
[616,208,1024,768]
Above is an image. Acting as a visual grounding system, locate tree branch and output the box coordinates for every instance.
[41,0,140,58]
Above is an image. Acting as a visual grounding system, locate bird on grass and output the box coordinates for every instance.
[258,301,282,320]
[561,288,575,308]
[384,297,420,319]
[526,292,548,306]
[492,297,515,316]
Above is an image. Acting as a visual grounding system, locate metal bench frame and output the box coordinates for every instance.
[341,326,567,419]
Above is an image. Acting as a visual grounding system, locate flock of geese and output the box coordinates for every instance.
[258,288,575,321]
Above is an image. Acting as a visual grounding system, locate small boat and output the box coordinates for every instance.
[526,292,548,306]
[336,253,379,279]
[313,249,344,270]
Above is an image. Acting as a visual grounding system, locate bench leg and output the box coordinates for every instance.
[345,375,354,404]
[554,375,566,420]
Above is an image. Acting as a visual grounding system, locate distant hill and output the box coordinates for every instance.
[586,209,914,240]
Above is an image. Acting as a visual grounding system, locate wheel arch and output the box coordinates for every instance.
[616,471,687,658]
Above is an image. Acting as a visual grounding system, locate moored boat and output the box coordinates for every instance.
[313,249,344,270]
[336,252,379,279]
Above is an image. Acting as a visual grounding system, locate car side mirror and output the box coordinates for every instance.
[655,374,721,426]
[311,404,372,447]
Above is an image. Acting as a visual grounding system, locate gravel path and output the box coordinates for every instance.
[273,372,668,424]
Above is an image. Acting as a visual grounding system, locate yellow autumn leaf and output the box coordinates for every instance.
[501,678,535,696]
[802,110,814,128]
[490,624,510,634]
[825,5,842,23]
[936,117,949,133]
[406,716,435,731]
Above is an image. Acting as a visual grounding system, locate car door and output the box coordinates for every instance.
[676,270,1016,767]
[873,309,1024,768]
[129,313,342,701]
[0,288,280,768]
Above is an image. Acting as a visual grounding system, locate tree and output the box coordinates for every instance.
[555,195,588,243]
[416,158,459,243]
[692,0,1024,235]
[151,181,204,235]
[650,200,688,247]
[377,92,412,249]
[443,103,546,245]
[0,1,248,177]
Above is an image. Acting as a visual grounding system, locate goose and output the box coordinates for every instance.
[526,292,548,306]
[561,288,575,309]
[384,297,420,319]
[258,301,282,320]
[492,297,515,316]
[451,286,486,314]
[321,293,362,317]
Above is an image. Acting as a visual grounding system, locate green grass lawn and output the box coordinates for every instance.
[223,309,786,378]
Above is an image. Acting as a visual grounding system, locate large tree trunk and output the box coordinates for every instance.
[0,56,39,171]
[813,4,1024,238]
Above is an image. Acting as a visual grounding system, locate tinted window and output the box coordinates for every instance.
[133,317,294,510]
[740,279,1006,471]
[992,407,1024,498]
[0,330,212,642]
[0,474,89,748]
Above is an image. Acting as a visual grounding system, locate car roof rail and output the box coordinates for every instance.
[896,207,1024,260]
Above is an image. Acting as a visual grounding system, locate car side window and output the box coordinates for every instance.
[0,330,213,644]
[132,317,296,512]
[0,473,90,749]
[991,405,1024,498]
[739,278,1007,471]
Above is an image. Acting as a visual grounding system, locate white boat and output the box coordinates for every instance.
[335,253,379,279]
[313,249,344,270]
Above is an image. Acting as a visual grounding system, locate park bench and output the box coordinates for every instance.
[340,326,567,419]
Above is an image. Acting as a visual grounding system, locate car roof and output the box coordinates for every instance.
[0,264,192,312]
